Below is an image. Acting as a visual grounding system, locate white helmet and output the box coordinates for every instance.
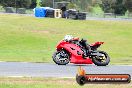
[64,35,73,41]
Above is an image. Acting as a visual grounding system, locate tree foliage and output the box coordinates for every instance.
[113,0,127,15]
[0,0,131,14]
[124,0,132,12]
[30,0,37,8]
[0,0,32,8]
[100,0,127,15]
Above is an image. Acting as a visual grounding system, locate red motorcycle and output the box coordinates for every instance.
[52,35,110,66]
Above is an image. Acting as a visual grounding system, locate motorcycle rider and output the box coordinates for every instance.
[79,39,91,57]
[64,35,91,57]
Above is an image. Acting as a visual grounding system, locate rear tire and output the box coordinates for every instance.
[52,50,70,65]
[92,51,110,66]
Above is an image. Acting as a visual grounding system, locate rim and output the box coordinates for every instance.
[95,53,107,63]
[55,51,69,64]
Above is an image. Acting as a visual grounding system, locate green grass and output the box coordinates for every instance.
[0,77,131,88]
[90,5,104,17]
[0,14,132,64]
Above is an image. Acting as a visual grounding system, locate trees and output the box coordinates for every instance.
[100,0,113,13]
[124,0,132,12]
[0,0,32,9]
[100,0,127,15]
[0,0,131,14]
[113,0,127,15]
[30,0,37,9]
[40,0,53,7]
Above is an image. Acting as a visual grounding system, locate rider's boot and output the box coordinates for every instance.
[83,50,89,57]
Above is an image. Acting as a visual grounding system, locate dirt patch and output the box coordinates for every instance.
[0,78,75,85]
[31,30,62,35]
[31,30,50,34]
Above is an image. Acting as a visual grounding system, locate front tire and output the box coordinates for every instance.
[52,50,70,65]
[92,51,110,66]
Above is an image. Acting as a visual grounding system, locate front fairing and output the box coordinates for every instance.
[56,40,93,64]
[56,40,83,55]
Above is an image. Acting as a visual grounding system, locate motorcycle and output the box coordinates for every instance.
[52,35,110,66]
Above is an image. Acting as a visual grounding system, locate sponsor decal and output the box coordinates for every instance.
[76,67,131,85]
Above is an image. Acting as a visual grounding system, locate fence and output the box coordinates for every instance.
[0,6,34,14]
[0,6,132,19]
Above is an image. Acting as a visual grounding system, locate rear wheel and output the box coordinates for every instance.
[92,51,110,66]
[52,50,70,65]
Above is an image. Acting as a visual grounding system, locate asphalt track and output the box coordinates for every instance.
[86,17,132,21]
[0,62,132,78]
[0,13,132,21]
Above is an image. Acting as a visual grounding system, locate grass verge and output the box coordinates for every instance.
[0,77,132,88]
[0,14,132,64]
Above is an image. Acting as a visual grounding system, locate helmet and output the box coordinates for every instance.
[64,35,73,41]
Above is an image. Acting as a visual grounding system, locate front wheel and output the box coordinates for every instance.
[92,51,110,66]
[52,50,70,65]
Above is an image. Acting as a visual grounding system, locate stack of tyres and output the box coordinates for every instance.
[78,12,86,20]
[17,8,26,14]
[5,7,14,13]
[67,10,78,20]
[46,9,54,18]
[67,10,86,20]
